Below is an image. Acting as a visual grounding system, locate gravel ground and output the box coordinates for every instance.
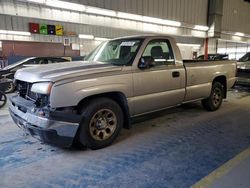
[0,86,250,188]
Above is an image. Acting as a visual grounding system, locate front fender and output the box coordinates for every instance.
[49,75,133,108]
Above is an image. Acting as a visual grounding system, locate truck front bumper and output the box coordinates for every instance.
[9,95,80,147]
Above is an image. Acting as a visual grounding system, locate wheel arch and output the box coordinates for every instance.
[213,75,227,98]
[76,92,131,129]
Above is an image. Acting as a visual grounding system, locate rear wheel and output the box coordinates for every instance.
[78,98,123,150]
[202,82,224,111]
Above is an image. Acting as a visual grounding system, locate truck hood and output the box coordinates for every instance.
[14,61,123,83]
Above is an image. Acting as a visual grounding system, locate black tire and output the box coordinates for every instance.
[202,82,224,111]
[0,91,7,108]
[5,82,15,93]
[78,98,123,150]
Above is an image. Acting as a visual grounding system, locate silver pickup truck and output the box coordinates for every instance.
[9,36,236,149]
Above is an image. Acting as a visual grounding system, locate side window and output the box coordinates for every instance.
[39,59,50,64]
[52,58,59,63]
[23,59,37,65]
[47,59,53,64]
[52,58,66,63]
[142,39,175,66]
[17,59,38,69]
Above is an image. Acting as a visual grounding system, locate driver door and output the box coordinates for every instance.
[133,39,186,115]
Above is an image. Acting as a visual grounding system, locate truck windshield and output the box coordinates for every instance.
[85,38,144,66]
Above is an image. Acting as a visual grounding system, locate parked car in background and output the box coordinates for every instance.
[196,54,229,60]
[0,57,69,92]
[0,56,8,69]
[9,35,236,149]
[72,56,86,61]
[236,52,250,86]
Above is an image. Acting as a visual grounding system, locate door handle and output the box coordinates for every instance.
[172,71,180,78]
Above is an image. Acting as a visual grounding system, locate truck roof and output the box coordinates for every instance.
[111,35,174,41]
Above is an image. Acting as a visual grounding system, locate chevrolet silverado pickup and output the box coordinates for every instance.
[9,36,237,149]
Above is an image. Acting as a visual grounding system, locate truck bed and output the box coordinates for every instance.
[183,60,236,102]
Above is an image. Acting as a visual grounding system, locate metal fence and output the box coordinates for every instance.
[0,60,8,68]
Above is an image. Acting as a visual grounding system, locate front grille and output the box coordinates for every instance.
[16,80,49,107]
[16,80,36,100]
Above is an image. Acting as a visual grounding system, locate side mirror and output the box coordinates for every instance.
[138,56,155,69]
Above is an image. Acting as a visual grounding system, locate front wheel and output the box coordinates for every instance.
[202,82,224,111]
[78,98,124,150]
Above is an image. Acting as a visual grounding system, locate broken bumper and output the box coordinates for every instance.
[9,95,80,147]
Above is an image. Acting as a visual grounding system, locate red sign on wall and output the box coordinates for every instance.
[29,23,39,34]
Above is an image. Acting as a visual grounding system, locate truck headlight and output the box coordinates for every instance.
[31,82,53,95]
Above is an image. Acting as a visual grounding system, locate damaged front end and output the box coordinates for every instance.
[9,80,81,147]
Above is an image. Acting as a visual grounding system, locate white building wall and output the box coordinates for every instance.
[222,0,250,34]
[0,14,204,56]
[0,0,208,38]
[0,0,208,57]
[69,0,209,25]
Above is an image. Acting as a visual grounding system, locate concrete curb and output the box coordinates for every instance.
[191,147,250,188]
